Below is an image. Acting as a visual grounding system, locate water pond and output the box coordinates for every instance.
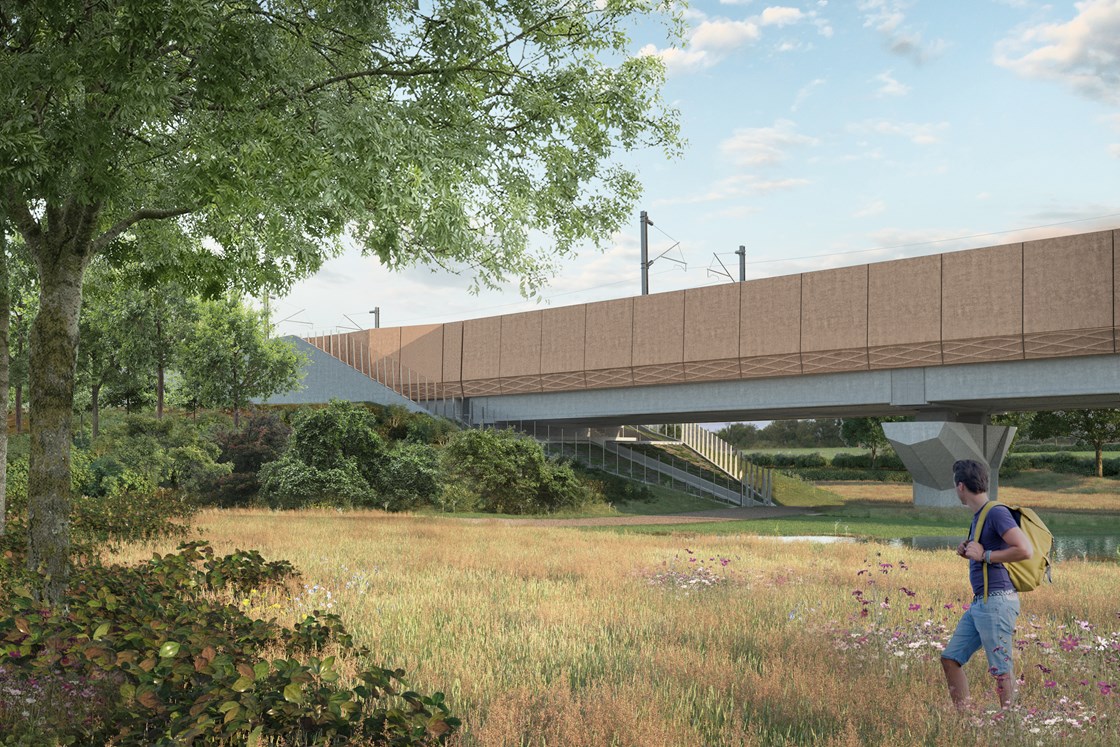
[770,534,1119,562]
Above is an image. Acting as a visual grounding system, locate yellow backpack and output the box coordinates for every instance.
[973,501,1054,601]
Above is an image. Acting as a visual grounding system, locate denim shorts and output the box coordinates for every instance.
[941,591,1020,676]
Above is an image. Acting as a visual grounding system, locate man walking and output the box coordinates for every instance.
[940,459,1033,710]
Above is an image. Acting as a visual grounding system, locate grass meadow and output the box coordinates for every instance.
[110,507,1120,746]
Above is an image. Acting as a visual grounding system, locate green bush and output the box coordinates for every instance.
[744,452,827,468]
[377,442,443,511]
[259,457,373,509]
[0,542,458,745]
[88,413,231,499]
[442,429,597,514]
[796,467,913,483]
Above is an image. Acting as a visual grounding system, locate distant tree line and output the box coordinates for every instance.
[717,419,846,450]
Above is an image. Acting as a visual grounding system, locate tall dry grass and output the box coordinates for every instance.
[111,510,1120,746]
[824,480,1120,511]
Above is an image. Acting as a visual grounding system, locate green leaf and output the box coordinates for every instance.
[93,622,111,640]
[247,726,264,747]
[218,700,240,713]
[159,640,181,658]
[282,682,303,704]
[231,676,254,693]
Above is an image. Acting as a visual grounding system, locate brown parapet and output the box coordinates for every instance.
[461,379,503,397]
[1024,231,1113,334]
[1024,327,1115,359]
[585,298,634,370]
[684,284,740,362]
[583,367,634,389]
[740,353,802,379]
[801,265,868,352]
[633,291,685,366]
[801,348,869,375]
[499,375,544,395]
[683,358,741,382]
[541,305,586,374]
[868,341,943,370]
[461,317,502,381]
[540,371,587,391]
[631,363,687,386]
[941,335,1024,365]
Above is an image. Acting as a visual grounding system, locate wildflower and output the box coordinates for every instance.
[901,587,916,597]
[908,604,921,611]
[1060,635,1080,652]
[1045,680,1057,688]
[1099,682,1113,696]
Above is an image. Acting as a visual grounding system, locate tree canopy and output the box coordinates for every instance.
[1,0,682,601]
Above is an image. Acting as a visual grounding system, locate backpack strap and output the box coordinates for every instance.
[972,501,998,602]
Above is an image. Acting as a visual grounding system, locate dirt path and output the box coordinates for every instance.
[455,506,817,527]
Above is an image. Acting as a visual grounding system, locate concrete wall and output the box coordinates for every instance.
[304,228,1118,400]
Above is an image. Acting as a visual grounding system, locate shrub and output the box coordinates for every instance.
[258,401,386,509]
[0,542,458,745]
[796,467,913,483]
[377,442,443,511]
[442,429,596,514]
[88,413,231,499]
[207,411,292,507]
[259,457,373,509]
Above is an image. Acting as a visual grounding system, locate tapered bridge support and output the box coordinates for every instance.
[882,421,1016,508]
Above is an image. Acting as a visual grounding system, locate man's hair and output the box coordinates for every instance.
[953,459,989,494]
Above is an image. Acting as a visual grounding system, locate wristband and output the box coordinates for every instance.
[984,550,992,565]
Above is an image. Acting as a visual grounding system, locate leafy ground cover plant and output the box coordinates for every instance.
[0,541,458,746]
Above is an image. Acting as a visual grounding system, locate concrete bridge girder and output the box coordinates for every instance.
[465,356,1120,427]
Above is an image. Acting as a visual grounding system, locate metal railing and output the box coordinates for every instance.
[644,423,773,504]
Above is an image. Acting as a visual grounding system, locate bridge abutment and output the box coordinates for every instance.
[882,420,1016,508]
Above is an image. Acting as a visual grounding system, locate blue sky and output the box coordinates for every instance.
[273,0,1120,336]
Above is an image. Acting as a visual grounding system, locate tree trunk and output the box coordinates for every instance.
[27,248,86,604]
[1096,445,1104,479]
[156,317,165,419]
[91,382,101,439]
[0,235,9,535]
[14,382,22,435]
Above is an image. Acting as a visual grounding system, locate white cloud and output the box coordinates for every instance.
[640,18,761,73]
[760,6,804,26]
[976,192,991,200]
[859,0,948,64]
[995,0,1120,104]
[853,199,887,218]
[848,119,949,144]
[720,120,821,165]
[692,19,762,50]
[1109,143,1120,157]
[874,70,910,96]
[792,78,826,110]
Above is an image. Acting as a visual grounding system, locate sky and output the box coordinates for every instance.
[270,0,1120,337]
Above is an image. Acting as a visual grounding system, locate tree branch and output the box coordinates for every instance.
[90,206,196,254]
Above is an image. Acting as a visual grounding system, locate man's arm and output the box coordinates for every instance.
[966,525,1032,563]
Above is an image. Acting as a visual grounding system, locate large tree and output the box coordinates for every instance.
[1,1,681,601]
[177,296,303,426]
[1032,409,1120,478]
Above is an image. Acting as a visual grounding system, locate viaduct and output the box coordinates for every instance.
[270,227,1120,507]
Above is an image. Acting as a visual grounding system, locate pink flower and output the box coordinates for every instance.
[1044,680,1056,688]
[908,604,921,611]
[962,603,970,612]
[1099,682,1114,696]
[943,603,954,610]
[1059,635,1080,652]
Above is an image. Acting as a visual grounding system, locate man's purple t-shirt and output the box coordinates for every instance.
[968,503,1018,596]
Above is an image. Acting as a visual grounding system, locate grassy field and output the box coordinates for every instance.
[110,505,1120,746]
